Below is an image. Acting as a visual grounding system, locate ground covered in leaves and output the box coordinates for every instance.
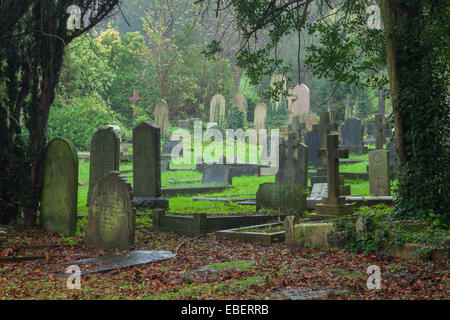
[0,223,448,300]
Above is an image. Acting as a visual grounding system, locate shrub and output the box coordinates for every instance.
[47,95,123,151]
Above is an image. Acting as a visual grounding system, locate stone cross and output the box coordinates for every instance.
[375,89,389,116]
[374,113,390,150]
[317,133,349,205]
[129,90,141,118]
[318,111,337,167]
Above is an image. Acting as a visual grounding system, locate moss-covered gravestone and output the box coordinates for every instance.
[85,171,135,250]
[256,182,307,214]
[40,138,78,236]
[87,126,120,205]
[369,150,390,196]
[275,132,308,189]
[133,122,169,210]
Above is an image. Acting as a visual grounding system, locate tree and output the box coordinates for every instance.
[0,0,119,226]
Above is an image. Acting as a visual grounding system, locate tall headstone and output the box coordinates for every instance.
[254,102,267,134]
[133,122,169,210]
[315,134,354,216]
[276,133,308,189]
[369,150,390,196]
[85,171,136,250]
[88,126,121,205]
[305,127,322,167]
[340,118,367,155]
[232,94,248,122]
[40,138,78,236]
[209,94,226,123]
[287,116,306,141]
[154,99,169,138]
[292,84,310,115]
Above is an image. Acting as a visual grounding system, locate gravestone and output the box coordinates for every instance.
[133,122,169,210]
[88,126,121,205]
[233,94,248,122]
[256,183,307,214]
[315,134,354,216]
[305,127,322,167]
[285,88,296,114]
[162,140,183,156]
[254,102,267,134]
[369,150,390,196]
[154,99,169,138]
[270,74,287,110]
[292,84,310,115]
[209,94,226,124]
[374,114,392,150]
[340,118,367,155]
[287,116,306,142]
[85,171,136,250]
[275,133,308,189]
[40,138,78,236]
[386,140,399,174]
[201,164,232,185]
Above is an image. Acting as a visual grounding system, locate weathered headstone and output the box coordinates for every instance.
[256,183,307,214]
[287,116,306,141]
[369,150,390,196]
[233,94,248,122]
[88,126,121,205]
[209,94,226,124]
[254,102,267,134]
[154,99,169,138]
[162,140,183,156]
[315,134,354,216]
[286,88,296,114]
[85,171,136,250]
[305,127,322,167]
[133,122,169,210]
[292,84,310,115]
[40,138,78,236]
[201,164,232,185]
[275,133,308,189]
[340,118,367,155]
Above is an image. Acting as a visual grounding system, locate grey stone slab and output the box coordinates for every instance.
[272,287,348,300]
[201,164,232,185]
[59,250,175,275]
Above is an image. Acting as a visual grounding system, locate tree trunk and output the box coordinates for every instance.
[378,0,406,176]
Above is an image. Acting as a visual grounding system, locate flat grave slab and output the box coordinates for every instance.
[193,194,255,203]
[58,250,175,275]
[162,185,232,196]
[216,222,285,245]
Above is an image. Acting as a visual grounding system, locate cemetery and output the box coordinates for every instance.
[0,0,448,303]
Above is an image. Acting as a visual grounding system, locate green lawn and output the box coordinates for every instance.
[77,156,382,216]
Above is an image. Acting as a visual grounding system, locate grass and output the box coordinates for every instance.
[77,152,381,218]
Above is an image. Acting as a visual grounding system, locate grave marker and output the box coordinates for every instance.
[254,102,267,134]
[315,134,354,216]
[40,138,78,236]
[133,122,169,210]
[256,183,307,214]
[85,171,136,250]
[88,126,121,205]
[275,133,308,189]
[233,94,248,122]
[154,99,169,138]
[209,94,226,124]
[201,164,232,185]
[292,84,310,115]
[369,150,391,196]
